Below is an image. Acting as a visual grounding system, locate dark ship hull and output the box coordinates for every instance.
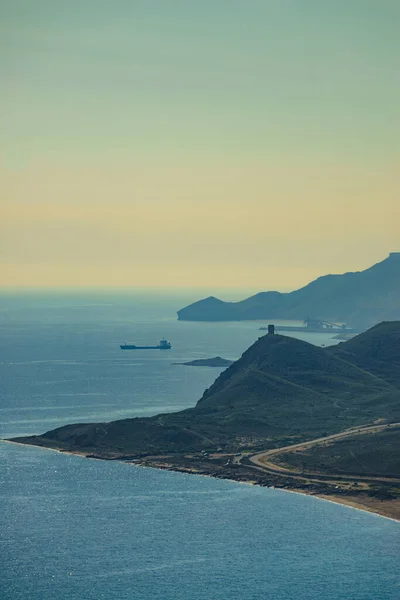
[120,344,171,350]
[120,339,171,350]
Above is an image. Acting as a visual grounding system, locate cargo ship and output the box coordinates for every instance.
[120,338,171,350]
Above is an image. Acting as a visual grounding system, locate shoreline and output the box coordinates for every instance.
[132,458,400,523]
[4,439,400,523]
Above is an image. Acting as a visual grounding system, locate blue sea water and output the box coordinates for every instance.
[1,292,399,600]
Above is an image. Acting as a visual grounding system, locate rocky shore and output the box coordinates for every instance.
[12,439,398,522]
[132,454,400,521]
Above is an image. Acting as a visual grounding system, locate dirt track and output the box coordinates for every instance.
[245,422,400,485]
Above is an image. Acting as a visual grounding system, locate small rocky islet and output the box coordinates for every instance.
[173,357,234,367]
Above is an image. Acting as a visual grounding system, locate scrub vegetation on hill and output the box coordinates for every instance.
[275,427,400,478]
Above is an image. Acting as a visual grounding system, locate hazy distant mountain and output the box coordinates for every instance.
[177,253,400,327]
[12,322,400,459]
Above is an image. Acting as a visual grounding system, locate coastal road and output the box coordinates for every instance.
[243,422,400,485]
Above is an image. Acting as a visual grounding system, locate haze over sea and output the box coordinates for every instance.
[1,292,399,600]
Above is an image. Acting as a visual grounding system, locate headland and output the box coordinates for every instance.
[9,322,400,521]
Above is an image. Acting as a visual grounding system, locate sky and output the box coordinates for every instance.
[1,0,399,291]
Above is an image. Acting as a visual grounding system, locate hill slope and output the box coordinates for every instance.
[11,322,400,457]
[177,253,400,326]
[328,321,400,387]
[275,426,400,479]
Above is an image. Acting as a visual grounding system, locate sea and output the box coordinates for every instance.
[1,291,399,600]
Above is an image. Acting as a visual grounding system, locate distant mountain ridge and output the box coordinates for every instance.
[177,253,400,327]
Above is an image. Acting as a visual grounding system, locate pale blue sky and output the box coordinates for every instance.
[1,1,399,288]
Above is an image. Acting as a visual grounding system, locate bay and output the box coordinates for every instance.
[1,291,399,600]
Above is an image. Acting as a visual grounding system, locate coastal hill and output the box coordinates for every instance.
[11,322,400,463]
[177,253,400,327]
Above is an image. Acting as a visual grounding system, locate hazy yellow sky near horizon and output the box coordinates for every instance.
[1,1,399,291]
